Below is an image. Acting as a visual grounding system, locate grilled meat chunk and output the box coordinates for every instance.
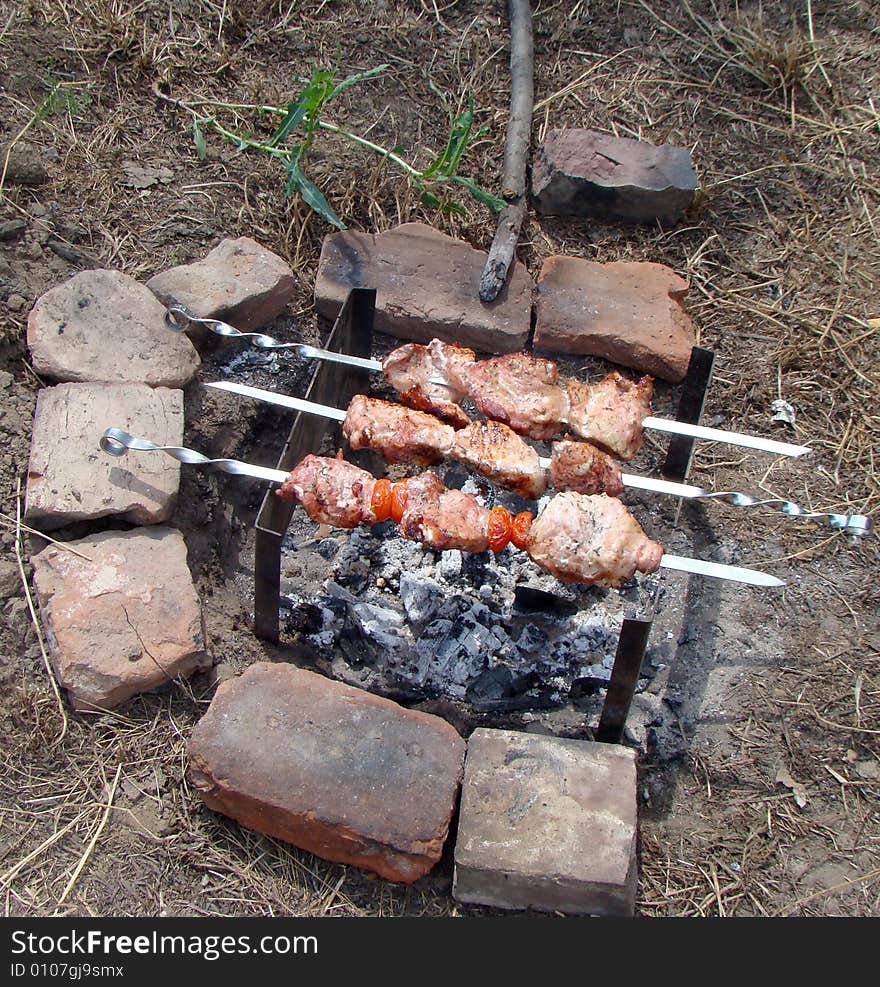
[461,352,568,440]
[399,471,490,553]
[564,372,654,460]
[451,420,547,500]
[382,340,475,427]
[549,439,624,497]
[277,453,376,527]
[525,492,663,586]
[343,395,455,465]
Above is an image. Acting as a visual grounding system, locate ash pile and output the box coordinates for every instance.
[279,470,661,713]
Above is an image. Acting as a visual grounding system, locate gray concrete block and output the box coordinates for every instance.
[454,728,638,915]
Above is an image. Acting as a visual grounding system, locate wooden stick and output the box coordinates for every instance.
[479,0,534,302]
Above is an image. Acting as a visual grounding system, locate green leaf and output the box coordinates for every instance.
[193,118,207,160]
[421,92,476,180]
[269,67,336,148]
[330,63,390,99]
[452,175,505,212]
[419,187,443,209]
[285,160,346,229]
[268,95,309,148]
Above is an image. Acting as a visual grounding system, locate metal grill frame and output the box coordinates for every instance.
[252,291,715,742]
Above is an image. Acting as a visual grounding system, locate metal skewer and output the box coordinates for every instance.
[167,304,810,458]
[99,427,784,587]
[204,380,868,534]
[165,305,382,372]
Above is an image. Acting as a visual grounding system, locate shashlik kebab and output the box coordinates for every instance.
[165,305,810,459]
[100,427,785,586]
[279,453,675,588]
[208,382,642,501]
[205,383,871,534]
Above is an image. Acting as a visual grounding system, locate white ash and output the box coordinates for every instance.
[280,500,658,708]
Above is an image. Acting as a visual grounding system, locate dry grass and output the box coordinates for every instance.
[0,0,878,917]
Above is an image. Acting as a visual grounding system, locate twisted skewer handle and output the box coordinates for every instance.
[691,488,871,535]
[100,428,289,484]
[165,305,382,370]
[165,305,302,350]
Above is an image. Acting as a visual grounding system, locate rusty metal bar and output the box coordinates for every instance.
[662,346,716,482]
[595,616,654,744]
[253,289,376,641]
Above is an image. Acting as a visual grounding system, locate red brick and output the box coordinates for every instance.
[31,527,209,711]
[532,128,697,224]
[534,256,695,382]
[315,223,532,353]
[189,663,466,883]
[25,382,183,530]
[147,237,295,331]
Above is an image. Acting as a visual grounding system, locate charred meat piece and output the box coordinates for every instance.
[277,453,376,527]
[525,492,663,587]
[399,471,490,553]
[451,420,547,500]
[565,372,654,460]
[382,341,475,427]
[343,395,455,465]
[549,439,624,497]
[461,352,568,440]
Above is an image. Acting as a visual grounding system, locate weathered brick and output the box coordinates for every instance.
[27,269,200,386]
[453,728,638,915]
[31,527,209,711]
[25,382,183,529]
[534,256,695,382]
[189,663,466,883]
[315,223,532,353]
[532,129,697,224]
[147,236,296,331]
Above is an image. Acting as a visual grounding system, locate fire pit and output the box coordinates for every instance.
[251,288,716,741]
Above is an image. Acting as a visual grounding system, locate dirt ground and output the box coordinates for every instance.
[1,1,878,917]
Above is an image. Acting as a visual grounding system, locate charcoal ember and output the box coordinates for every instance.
[399,572,444,625]
[569,622,615,658]
[316,538,340,560]
[515,623,551,657]
[350,602,410,655]
[336,560,370,593]
[462,551,489,585]
[570,675,605,701]
[438,550,462,581]
[436,596,494,630]
[286,601,325,634]
[466,665,540,708]
[487,625,512,656]
[513,582,579,615]
[442,469,470,490]
[415,618,491,698]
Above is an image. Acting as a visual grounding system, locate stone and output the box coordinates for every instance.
[27,269,200,387]
[188,663,466,882]
[0,144,49,186]
[0,558,20,597]
[532,129,698,224]
[147,237,296,331]
[534,256,696,382]
[30,527,209,711]
[7,294,26,312]
[453,728,638,915]
[0,219,27,241]
[25,382,184,530]
[315,223,532,353]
